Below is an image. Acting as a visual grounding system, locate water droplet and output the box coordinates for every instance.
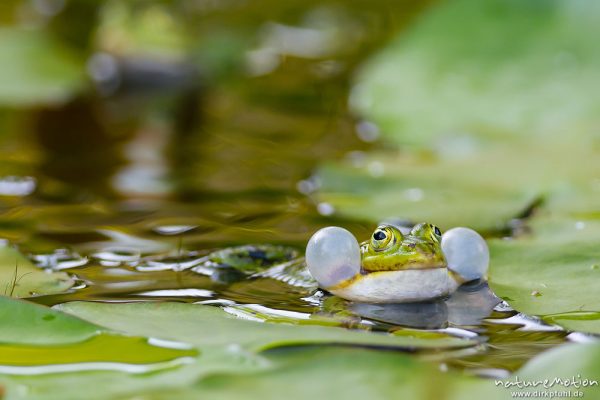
[87,52,120,95]
[367,161,385,177]
[355,120,380,143]
[317,202,335,216]
[296,178,319,195]
[404,188,424,202]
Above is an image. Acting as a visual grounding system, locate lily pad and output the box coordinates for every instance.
[315,0,600,231]
[0,301,472,399]
[0,297,226,399]
[489,216,600,333]
[0,28,85,106]
[513,342,600,398]
[0,245,74,298]
[317,142,600,231]
[351,0,600,146]
[2,300,598,400]
[0,296,100,345]
[56,301,475,351]
[142,347,498,400]
[0,296,197,372]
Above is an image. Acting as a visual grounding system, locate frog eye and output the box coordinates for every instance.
[432,225,442,240]
[370,225,398,251]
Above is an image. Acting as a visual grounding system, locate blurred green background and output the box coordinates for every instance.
[0,1,600,399]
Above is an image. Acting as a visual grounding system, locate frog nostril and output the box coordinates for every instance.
[373,231,386,241]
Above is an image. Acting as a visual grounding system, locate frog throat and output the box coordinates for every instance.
[327,266,450,291]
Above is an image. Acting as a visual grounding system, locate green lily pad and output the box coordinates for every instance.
[0,297,212,399]
[315,0,600,230]
[0,296,197,370]
[513,342,600,398]
[0,245,74,298]
[56,301,475,351]
[0,334,196,368]
[143,347,498,400]
[489,216,600,333]
[316,150,536,231]
[0,301,472,399]
[0,296,100,345]
[351,0,600,146]
[317,142,600,231]
[0,28,85,106]
[3,300,598,400]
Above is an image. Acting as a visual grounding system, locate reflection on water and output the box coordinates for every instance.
[0,0,580,379]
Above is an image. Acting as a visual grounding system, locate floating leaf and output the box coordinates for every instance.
[0,245,74,298]
[0,296,99,345]
[0,296,196,375]
[0,28,85,106]
[2,299,596,399]
[0,301,474,399]
[489,217,600,333]
[144,347,487,400]
[57,301,475,351]
[514,342,600,398]
[316,0,600,230]
[317,139,600,230]
[316,151,533,231]
[351,0,600,147]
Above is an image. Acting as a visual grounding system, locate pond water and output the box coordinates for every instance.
[0,0,582,383]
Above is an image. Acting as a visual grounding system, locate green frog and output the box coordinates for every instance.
[191,222,488,303]
[306,223,466,303]
[360,223,446,272]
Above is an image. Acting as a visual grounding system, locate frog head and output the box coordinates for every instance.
[360,223,447,272]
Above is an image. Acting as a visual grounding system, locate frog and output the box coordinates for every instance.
[306,223,489,303]
[360,223,446,272]
[185,222,488,304]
